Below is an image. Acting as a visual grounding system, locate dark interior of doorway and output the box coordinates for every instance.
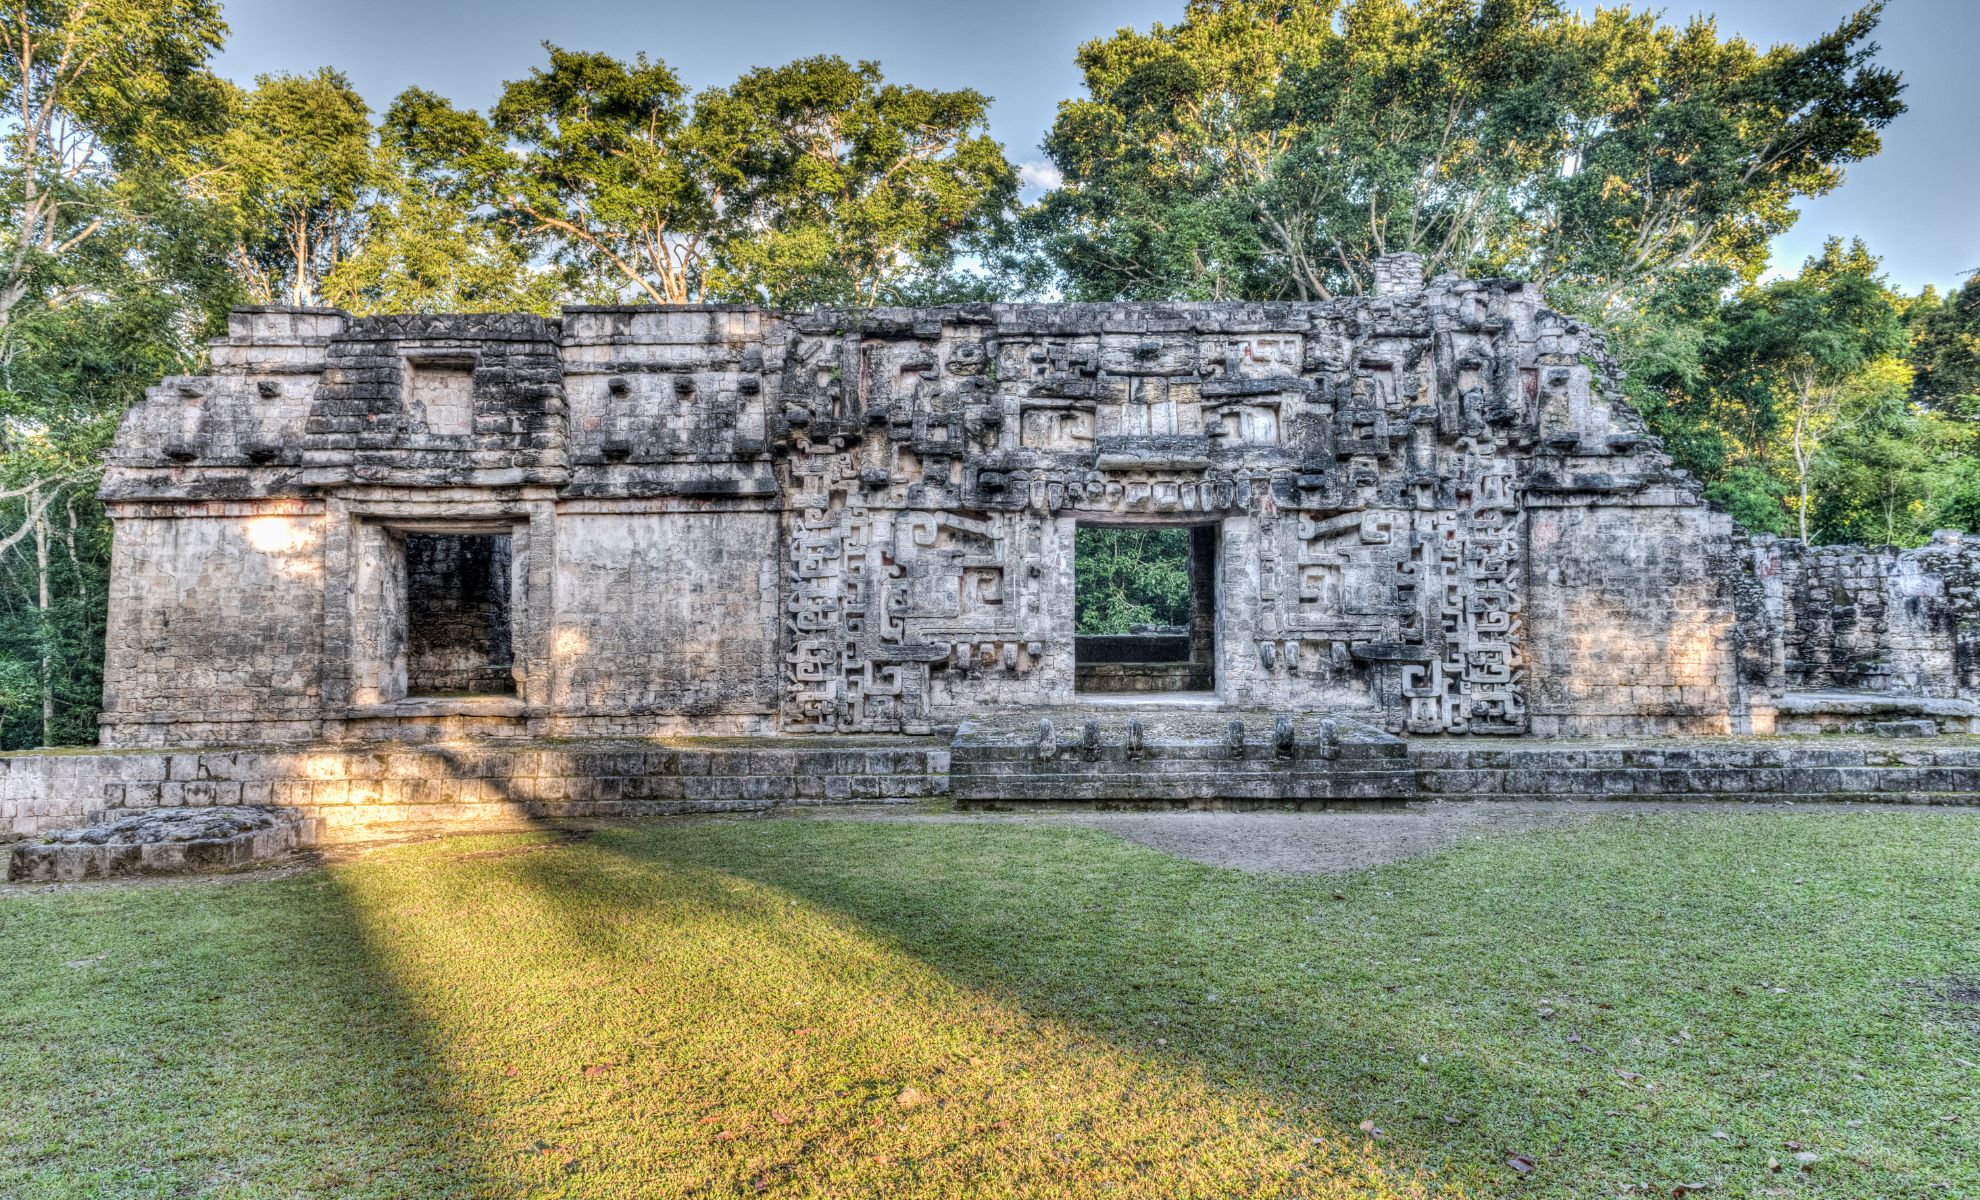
[404,532,516,697]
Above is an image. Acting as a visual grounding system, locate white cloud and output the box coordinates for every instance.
[1017,160,1063,192]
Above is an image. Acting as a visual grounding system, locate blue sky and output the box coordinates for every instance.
[214,0,1977,294]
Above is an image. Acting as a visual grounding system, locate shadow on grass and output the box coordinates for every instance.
[12,773,1971,1198]
[468,813,1513,1195]
[331,798,1446,1196]
[496,808,1980,1197]
[0,862,496,1198]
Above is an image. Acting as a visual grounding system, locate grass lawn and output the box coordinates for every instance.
[1,808,1976,1198]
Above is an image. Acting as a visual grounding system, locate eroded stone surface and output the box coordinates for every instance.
[7,807,298,883]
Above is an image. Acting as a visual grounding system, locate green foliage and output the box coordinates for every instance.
[1615,239,1980,549]
[474,48,1017,308]
[1684,240,1915,542]
[1031,0,1904,306]
[1074,526,1193,634]
[695,56,1016,307]
[1910,271,1980,415]
[1702,467,1792,537]
[0,0,237,746]
[487,46,709,305]
[208,68,377,306]
[322,90,564,315]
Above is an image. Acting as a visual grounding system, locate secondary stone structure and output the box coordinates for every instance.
[6,253,1979,846]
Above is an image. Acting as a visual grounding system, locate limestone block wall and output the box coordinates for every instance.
[0,742,950,844]
[548,505,783,731]
[1738,531,1980,699]
[1524,499,1743,735]
[100,502,329,746]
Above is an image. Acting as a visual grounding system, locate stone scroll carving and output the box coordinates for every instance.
[769,281,1609,735]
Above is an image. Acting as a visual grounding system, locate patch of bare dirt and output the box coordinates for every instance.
[806,799,1952,874]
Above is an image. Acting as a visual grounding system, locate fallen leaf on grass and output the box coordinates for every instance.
[1506,1153,1536,1174]
[1357,1119,1383,1138]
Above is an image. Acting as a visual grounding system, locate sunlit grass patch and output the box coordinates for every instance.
[2,809,1975,1198]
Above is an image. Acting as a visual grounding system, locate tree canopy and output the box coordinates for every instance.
[1033,0,1904,308]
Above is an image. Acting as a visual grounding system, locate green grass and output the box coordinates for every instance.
[1,809,1976,1198]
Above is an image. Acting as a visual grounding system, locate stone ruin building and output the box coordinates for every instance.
[6,252,1980,858]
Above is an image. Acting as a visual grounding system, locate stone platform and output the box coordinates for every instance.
[949,709,1980,808]
[1,739,950,845]
[4,727,1979,852]
[950,709,1413,806]
[1772,689,1980,736]
[6,807,299,883]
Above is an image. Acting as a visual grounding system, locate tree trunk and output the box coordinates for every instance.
[34,496,52,746]
[1792,382,1812,544]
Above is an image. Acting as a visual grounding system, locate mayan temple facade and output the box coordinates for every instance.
[7,253,1980,848]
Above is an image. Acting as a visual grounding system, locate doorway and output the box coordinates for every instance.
[1073,523,1217,694]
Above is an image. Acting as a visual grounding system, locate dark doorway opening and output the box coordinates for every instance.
[1073,523,1217,694]
[404,532,515,697]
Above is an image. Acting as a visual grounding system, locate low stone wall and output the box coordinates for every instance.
[0,740,950,845]
[8,807,301,883]
[1738,531,1980,701]
[6,731,1977,848]
[1408,738,1980,805]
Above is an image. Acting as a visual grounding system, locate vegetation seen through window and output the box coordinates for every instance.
[1073,527,1193,635]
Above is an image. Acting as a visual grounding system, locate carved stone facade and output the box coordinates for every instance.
[89,256,1976,751]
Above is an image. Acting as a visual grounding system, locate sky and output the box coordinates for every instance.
[213,0,1978,294]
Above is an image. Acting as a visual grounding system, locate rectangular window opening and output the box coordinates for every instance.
[1074,523,1217,694]
[404,532,515,697]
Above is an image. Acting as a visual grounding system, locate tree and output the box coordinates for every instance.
[487,46,713,305]
[482,47,1017,308]
[0,0,236,746]
[1033,0,1903,309]
[207,68,376,306]
[1544,5,1904,311]
[0,0,229,331]
[1910,271,1980,415]
[322,88,564,315]
[1074,527,1193,634]
[695,56,1015,307]
[1708,239,1908,542]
